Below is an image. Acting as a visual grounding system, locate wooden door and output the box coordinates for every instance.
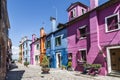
[110,48,120,71]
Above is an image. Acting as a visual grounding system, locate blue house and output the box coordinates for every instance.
[54,23,68,68]
[46,17,68,68]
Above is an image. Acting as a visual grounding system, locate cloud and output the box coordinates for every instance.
[12,46,19,55]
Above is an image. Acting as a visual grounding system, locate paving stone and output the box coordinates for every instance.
[6,63,120,80]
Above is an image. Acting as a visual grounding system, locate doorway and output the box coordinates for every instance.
[56,53,61,68]
[110,48,120,71]
[107,46,120,73]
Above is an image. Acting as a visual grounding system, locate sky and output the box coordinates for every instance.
[7,0,108,59]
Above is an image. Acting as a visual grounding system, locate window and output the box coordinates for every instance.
[26,42,28,47]
[77,25,87,39]
[70,8,76,18]
[35,55,38,61]
[47,40,51,48]
[55,36,61,46]
[105,13,119,32]
[82,9,85,14]
[36,44,39,50]
[80,50,86,62]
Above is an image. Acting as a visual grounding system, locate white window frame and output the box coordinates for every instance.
[71,8,76,19]
[79,25,87,39]
[72,8,76,17]
[78,48,87,62]
[55,35,61,46]
[105,13,120,33]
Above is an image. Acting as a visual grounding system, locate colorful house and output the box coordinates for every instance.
[46,17,68,68]
[54,23,68,68]
[46,17,56,68]
[40,27,46,64]
[19,36,32,64]
[67,0,120,75]
[30,34,40,65]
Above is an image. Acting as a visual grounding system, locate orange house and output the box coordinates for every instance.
[40,27,46,64]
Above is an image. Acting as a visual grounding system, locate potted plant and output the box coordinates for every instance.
[24,61,29,67]
[40,55,50,73]
[61,65,66,70]
[67,61,72,71]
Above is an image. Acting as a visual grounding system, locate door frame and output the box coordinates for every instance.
[106,46,120,73]
[56,52,61,68]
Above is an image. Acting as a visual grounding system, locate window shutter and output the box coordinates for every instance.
[77,29,80,39]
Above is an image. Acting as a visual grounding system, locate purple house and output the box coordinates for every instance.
[67,0,120,75]
[30,34,36,65]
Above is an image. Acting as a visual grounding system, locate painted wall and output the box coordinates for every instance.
[30,34,36,65]
[33,40,40,65]
[46,34,56,68]
[54,28,68,67]
[40,28,46,64]
[67,0,120,75]
[67,17,88,71]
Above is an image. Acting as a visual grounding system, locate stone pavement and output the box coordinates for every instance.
[6,63,120,80]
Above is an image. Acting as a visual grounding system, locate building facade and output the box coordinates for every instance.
[19,42,23,63]
[46,17,68,68]
[19,36,32,64]
[7,38,12,70]
[30,34,40,65]
[0,0,10,79]
[40,27,46,64]
[67,0,120,75]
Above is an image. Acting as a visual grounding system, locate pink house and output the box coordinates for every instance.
[67,0,120,75]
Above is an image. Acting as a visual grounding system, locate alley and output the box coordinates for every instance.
[5,63,120,80]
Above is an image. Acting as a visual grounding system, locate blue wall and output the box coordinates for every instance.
[23,40,31,63]
[46,27,68,68]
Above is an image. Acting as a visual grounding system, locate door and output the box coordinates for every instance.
[110,48,120,71]
[56,53,61,68]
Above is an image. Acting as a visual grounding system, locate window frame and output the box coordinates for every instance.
[82,9,85,15]
[47,40,51,48]
[36,44,39,50]
[105,13,120,33]
[55,35,61,46]
[78,25,87,39]
[70,8,76,19]
[79,49,87,62]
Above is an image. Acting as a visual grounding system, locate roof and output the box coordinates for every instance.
[30,38,40,45]
[46,23,67,38]
[67,2,88,11]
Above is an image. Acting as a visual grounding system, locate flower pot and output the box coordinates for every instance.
[41,67,50,74]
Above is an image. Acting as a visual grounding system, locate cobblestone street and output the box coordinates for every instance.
[6,63,120,80]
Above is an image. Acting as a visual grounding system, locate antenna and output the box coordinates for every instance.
[53,6,57,23]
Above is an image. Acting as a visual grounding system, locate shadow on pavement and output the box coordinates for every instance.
[9,63,18,70]
[6,70,25,80]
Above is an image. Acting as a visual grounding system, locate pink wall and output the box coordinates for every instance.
[67,1,120,75]
[67,18,89,71]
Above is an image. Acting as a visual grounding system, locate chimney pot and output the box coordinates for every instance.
[90,0,98,9]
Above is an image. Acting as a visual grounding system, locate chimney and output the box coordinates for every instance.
[40,27,45,37]
[50,17,56,32]
[32,34,36,42]
[90,0,98,9]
